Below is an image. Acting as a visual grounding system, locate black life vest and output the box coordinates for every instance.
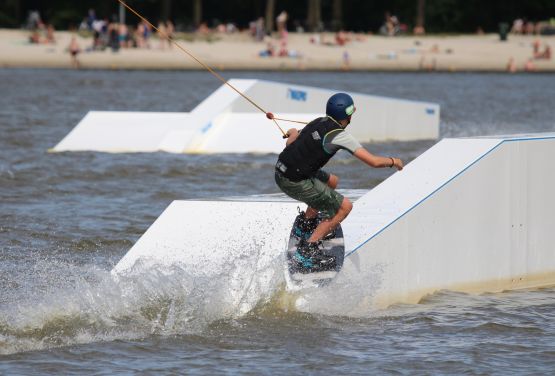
[277,117,342,181]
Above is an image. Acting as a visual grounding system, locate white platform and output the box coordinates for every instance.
[52,79,440,154]
[112,133,555,311]
[344,133,555,307]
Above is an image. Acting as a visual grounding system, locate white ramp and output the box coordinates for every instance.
[113,134,555,310]
[112,201,298,274]
[190,113,318,154]
[112,201,300,315]
[52,79,439,154]
[341,133,555,307]
[52,111,193,153]
[232,79,440,142]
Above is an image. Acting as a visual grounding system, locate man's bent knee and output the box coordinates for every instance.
[339,197,353,216]
[328,174,339,189]
[334,197,352,220]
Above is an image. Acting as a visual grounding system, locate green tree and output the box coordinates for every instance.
[193,0,202,26]
[265,0,275,32]
[416,0,425,30]
[0,0,20,27]
[331,0,343,31]
[1,0,555,33]
[161,0,171,22]
[307,0,322,31]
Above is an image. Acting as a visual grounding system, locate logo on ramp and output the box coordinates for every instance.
[287,88,307,102]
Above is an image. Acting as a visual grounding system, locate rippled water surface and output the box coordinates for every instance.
[1,69,555,374]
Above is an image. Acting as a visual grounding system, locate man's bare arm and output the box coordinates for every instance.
[285,128,300,146]
[353,147,403,170]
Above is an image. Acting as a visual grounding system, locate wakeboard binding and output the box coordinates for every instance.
[292,210,319,240]
[286,210,345,288]
[292,239,337,273]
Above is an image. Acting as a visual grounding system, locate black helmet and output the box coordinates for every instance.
[326,93,355,121]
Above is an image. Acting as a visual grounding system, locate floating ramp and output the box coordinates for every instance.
[53,79,439,154]
[112,134,555,310]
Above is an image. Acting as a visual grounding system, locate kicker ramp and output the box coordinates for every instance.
[52,79,439,154]
[113,134,555,309]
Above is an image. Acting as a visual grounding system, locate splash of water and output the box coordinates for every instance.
[1,239,396,356]
[0,244,289,355]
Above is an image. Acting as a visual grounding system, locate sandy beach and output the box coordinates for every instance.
[1,28,554,72]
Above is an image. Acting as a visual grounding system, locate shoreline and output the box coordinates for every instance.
[1,29,554,72]
[19,65,555,73]
[3,66,554,74]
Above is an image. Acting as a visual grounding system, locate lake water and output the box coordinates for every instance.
[1,69,555,374]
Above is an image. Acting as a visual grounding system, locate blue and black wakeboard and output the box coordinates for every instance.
[285,212,345,289]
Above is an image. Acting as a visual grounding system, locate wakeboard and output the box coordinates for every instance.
[285,212,345,290]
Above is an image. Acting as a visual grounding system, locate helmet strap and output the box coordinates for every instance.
[327,115,345,127]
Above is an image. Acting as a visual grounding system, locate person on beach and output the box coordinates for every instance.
[274,93,404,267]
[108,22,120,52]
[157,21,167,50]
[276,11,288,34]
[68,36,81,69]
[46,24,56,44]
[29,29,41,44]
[506,57,517,73]
[118,23,129,48]
[534,44,552,60]
[165,20,174,49]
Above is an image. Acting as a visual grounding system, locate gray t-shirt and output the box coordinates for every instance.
[321,127,362,154]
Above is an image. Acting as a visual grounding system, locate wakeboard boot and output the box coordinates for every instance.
[293,239,336,273]
[322,228,337,240]
[292,210,319,240]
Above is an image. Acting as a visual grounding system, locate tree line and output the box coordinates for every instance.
[1,0,554,33]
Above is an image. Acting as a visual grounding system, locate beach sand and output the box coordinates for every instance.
[1,28,554,72]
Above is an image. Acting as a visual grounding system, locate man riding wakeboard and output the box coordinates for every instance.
[275,93,404,270]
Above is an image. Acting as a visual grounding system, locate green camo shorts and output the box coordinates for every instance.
[275,170,344,218]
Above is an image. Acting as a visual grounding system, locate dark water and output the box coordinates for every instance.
[1,69,555,374]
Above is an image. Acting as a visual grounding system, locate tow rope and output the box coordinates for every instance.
[117,0,309,138]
